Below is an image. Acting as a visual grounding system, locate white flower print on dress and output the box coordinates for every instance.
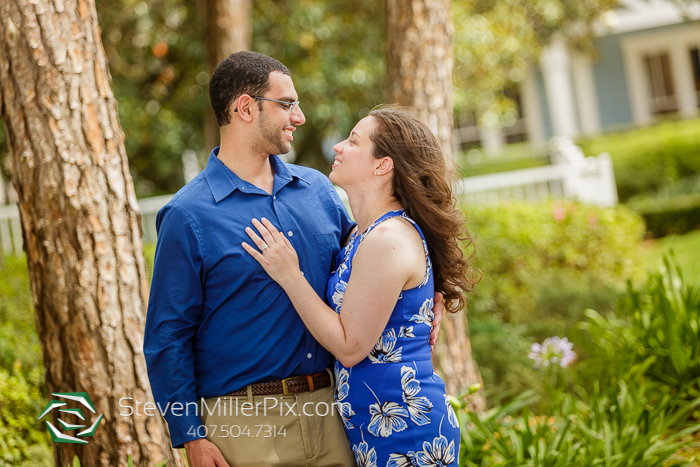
[444,394,459,429]
[416,434,456,467]
[352,439,378,467]
[386,451,418,467]
[365,382,409,438]
[369,329,403,363]
[400,366,433,426]
[409,298,434,327]
[398,326,414,338]
[334,361,355,429]
[332,279,348,313]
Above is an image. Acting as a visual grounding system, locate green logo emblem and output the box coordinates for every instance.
[37,392,104,444]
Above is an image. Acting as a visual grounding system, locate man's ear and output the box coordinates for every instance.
[234,95,255,122]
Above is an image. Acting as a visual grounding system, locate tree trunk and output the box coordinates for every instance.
[202,0,251,153]
[385,0,485,412]
[0,1,184,465]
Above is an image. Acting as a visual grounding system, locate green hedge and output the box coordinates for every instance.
[464,201,645,396]
[629,193,700,238]
[466,201,645,323]
[578,118,700,202]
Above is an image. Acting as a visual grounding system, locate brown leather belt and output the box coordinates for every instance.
[225,371,332,397]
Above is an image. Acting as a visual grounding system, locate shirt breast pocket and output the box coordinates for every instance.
[314,233,339,277]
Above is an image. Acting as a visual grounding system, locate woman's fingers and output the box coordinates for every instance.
[245,225,269,251]
[251,218,276,246]
[260,217,280,235]
[241,242,263,262]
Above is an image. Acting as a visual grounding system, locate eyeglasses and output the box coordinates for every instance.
[234,96,301,114]
[253,97,300,114]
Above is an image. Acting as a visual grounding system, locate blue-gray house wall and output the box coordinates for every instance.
[592,34,633,128]
[530,21,699,137]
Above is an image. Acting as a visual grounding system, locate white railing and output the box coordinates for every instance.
[0,195,174,256]
[0,138,617,255]
[456,137,618,207]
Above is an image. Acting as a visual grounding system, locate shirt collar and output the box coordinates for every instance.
[203,147,309,203]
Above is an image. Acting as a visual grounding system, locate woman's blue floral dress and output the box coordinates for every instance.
[326,210,460,467]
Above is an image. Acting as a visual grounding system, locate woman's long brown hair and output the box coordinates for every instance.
[369,106,479,313]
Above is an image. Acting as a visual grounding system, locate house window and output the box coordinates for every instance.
[691,48,700,107]
[643,52,677,114]
[504,89,528,144]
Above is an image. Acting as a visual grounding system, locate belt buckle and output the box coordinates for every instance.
[281,376,302,395]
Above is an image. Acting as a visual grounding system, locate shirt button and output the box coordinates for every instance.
[273,196,276,200]
[301,271,304,276]
[307,353,312,359]
[287,231,293,237]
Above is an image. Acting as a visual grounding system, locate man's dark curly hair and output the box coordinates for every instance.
[209,51,291,127]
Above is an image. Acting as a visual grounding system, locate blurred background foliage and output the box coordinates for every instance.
[0,0,619,196]
[250,0,385,172]
[464,201,646,397]
[93,0,386,195]
[96,0,208,196]
[453,0,617,129]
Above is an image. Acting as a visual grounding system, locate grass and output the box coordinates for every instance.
[639,230,700,285]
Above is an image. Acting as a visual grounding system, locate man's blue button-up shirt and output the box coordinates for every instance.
[144,148,355,448]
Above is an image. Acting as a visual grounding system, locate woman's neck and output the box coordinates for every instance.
[347,186,403,234]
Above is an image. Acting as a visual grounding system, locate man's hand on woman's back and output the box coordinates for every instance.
[430,292,444,351]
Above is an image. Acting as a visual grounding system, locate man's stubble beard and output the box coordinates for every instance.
[255,109,292,156]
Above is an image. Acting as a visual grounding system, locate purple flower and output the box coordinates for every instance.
[528,336,576,368]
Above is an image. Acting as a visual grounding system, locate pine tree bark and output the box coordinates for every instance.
[0,0,184,465]
[385,0,485,412]
[202,0,251,153]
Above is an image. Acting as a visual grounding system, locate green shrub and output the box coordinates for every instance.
[457,380,700,466]
[459,259,700,466]
[0,255,51,466]
[466,201,644,325]
[464,201,645,398]
[578,258,700,396]
[578,118,700,202]
[628,193,700,238]
[0,368,51,467]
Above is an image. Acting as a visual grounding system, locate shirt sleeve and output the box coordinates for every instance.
[143,204,206,448]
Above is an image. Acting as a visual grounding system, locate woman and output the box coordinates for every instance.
[242,106,477,466]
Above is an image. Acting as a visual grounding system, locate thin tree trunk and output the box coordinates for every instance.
[202,0,251,152]
[0,0,184,465]
[385,0,486,412]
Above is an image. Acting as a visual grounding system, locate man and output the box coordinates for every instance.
[144,51,442,467]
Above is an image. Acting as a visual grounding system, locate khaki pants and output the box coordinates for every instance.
[200,386,356,467]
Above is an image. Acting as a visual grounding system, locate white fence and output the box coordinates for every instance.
[0,138,617,255]
[0,195,174,256]
[456,137,618,207]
